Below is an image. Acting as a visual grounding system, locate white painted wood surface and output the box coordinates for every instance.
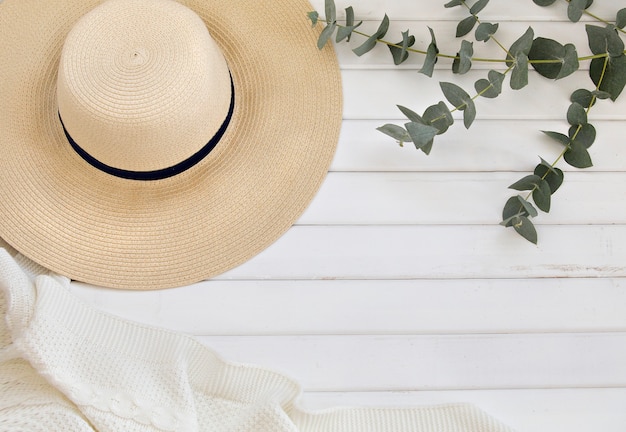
[70,1,626,431]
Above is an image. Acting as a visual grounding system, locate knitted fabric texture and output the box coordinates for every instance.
[0,246,515,432]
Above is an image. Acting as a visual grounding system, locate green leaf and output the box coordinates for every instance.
[456,16,477,38]
[444,0,463,7]
[517,196,539,218]
[388,31,415,65]
[512,216,538,244]
[325,0,336,23]
[377,124,411,144]
[566,102,587,126]
[564,141,593,168]
[502,196,538,226]
[617,8,626,29]
[475,22,499,42]
[452,40,473,74]
[308,11,319,26]
[422,101,454,134]
[532,178,552,212]
[534,159,564,193]
[542,130,571,146]
[586,24,624,57]
[440,82,476,128]
[470,0,490,15]
[532,0,557,6]
[558,44,581,79]
[345,6,355,27]
[567,0,587,23]
[353,14,389,56]
[317,21,336,49]
[474,70,505,98]
[506,27,534,67]
[336,7,362,43]
[570,88,596,108]
[397,105,423,123]
[419,27,439,77]
[590,54,626,101]
[405,121,438,154]
[569,123,596,148]
[510,53,529,90]
[509,174,544,192]
[592,90,612,100]
[528,38,579,79]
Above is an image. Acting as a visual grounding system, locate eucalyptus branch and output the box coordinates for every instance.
[310,0,626,244]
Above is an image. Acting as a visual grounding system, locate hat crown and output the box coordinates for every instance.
[57,0,232,174]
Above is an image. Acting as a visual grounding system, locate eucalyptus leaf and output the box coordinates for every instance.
[452,40,473,74]
[353,14,389,56]
[506,27,534,67]
[542,130,571,146]
[570,88,596,108]
[419,27,439,77]
[510,53,529,90]
[422,101,454,134]
[569,123,596,148]
[567,0,587,23]
[586,24,624,57]
[566,102,587,126]
[557,44,580,79]
[535,160,564,193]
[440,82,476,128]
[470,0,490,15]
[475,22,498,42]
[502,195,538,226]
[512,215,538,244]
[456,15,477,38]
[474,70,505,98]
[388,31,415,65]
[517,196,539,218]
[532,178,552,212]
[564,141,593,168]
[345,6,355,27]
[325,0,336,23]
[592,90,612,100]
[336,7,362,43]
[590,54,626,101]
[397,105,423,123]
[377,124,411,144]
[617,8,626,29]
[308,11,319,26]
[509,174,544,191]
[405,121,438,153]
[444,0,463,7]
[528,38,579,79]
[317,21,336,49]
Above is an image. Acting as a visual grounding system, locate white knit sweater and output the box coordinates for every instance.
[0,245,515,432]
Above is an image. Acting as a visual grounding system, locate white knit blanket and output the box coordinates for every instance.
[0,245,515,432]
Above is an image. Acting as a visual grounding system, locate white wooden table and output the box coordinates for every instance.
[70,1,626,430]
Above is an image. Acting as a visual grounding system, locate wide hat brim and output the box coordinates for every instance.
[0,0,342,289]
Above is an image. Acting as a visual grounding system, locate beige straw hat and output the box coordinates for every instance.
[0,0,342,289]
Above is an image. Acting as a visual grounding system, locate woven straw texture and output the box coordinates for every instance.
[0,0,343,289]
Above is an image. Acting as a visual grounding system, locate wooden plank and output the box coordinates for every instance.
[69,278,626,335]
[218,225,626,280]
[341,70,626,120]
[300,172,626,225]
[299,388,626,432]
[331,120,626,172]
[196,333,626,391]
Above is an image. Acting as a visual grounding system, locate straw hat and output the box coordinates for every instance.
[0,0,342,289]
